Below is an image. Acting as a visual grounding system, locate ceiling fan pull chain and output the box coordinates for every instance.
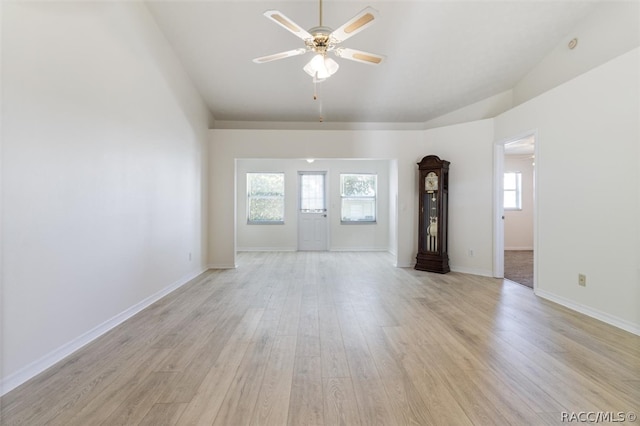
[314,77,325,121]
[313,74,323,101]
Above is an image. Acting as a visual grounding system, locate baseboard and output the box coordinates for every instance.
[329,247,389,252]
[0,268,207,396]
[450,265,494,277]
[207,263,237,269]
[236,247,389,253]
[505,246,534,251]
[535,289,640,336]
[236,247,296,252]
[394,263,493,277]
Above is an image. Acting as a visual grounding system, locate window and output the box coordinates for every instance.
[503,172,522,210]
[340,174,377,223]
[247,173,285,223]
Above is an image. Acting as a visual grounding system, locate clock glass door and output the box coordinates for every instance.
[423,171,438,252]
[425,189,438,252]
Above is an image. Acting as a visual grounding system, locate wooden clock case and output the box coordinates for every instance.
[415,155,450,273]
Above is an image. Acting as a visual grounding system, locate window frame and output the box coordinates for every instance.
[246,172,285,224]
[503,171,523,211]
[340,173,378,224]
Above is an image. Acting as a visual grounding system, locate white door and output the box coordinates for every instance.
[298,172,327,251]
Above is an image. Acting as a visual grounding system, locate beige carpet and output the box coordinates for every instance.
[504,250,533,288]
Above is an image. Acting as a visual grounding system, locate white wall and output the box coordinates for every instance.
[504,155,534,250]
[388,159,399,258]
[209,122,495,274]
[1,2,211,393]
[425,121,495,276]
[495,48,640,333]
[236,159,390,252]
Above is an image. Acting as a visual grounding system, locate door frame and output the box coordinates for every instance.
[493,130,539,291]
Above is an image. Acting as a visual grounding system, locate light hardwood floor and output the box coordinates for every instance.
[2,252,639,425]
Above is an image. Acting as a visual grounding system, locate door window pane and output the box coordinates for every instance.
[300,174,325,213]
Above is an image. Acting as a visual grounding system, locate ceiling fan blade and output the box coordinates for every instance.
[253,48,307,64]
[335,47,385,65]
[330,7,379,43]
[263,10,313,41]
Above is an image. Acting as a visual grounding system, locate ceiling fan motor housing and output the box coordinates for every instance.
[307,26,335,53]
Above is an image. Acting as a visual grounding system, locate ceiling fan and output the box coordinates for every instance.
[252,0,385,82]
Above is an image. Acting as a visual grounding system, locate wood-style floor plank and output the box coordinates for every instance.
[98,371,177,426]
[2,251,639,426]
[318,303,350,379]
[287,356,324,426]
[170,308,264,425]
[211,318,276,426]
[137,402,187,426]
[323,377,360,426]
[250,335,297,426]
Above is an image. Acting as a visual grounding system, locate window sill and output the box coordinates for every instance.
[247,221,285,225]
[341,220,377,225]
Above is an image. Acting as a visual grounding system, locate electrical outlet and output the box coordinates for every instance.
[468,249,474,257]
[578,274,586,287]
[189,252,192,261]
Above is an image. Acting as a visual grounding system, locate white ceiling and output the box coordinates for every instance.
[505,135,535,155]
[146,1,598,124]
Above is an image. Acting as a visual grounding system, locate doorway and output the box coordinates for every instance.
[494,132,537,289]
[298,171,328,251]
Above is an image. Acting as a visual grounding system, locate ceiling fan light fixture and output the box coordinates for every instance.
[303,54,339,80]
[324,57,339,75]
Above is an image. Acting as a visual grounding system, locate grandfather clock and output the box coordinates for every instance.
[415,155,450,273]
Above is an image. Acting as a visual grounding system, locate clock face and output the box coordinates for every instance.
[425,172,438,191]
